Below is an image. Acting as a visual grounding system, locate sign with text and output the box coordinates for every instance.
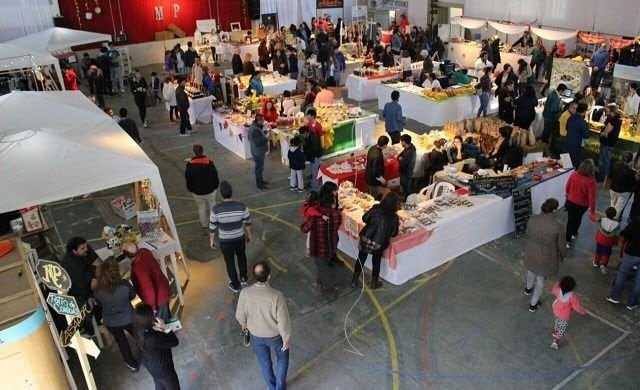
[469,175,517,199]
[369,0,408,12]
[318,0,344,9]
[36,259,71,292]
[61,303,91,346]
[512,186,533,238]
[47,293,81,317]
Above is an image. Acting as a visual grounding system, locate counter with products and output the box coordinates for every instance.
[376,82,498,126]
[584,117,640,162]
[271,105,377,165]
[336,166,572,285]
[447,42,532,71]
[345,62,425,101]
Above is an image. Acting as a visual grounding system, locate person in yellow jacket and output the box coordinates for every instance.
[558,101,577,152]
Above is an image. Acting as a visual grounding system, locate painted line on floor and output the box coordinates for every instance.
[267,256,288,273]
[252,199,304,211]
[552,331,630,390]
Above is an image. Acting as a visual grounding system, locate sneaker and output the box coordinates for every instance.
[524,287,533,296]
[626,304,638,311]
[125,363,139,372]
[227,281,240,293]
[529,302,541,312]
[179,133,190,137]
[143,120,149,128]
[297,188,305,193]
[565,242,572,249]
[240,278,249,288]
[290,186,296,191]
[550,341,559,350]
[605,296,620,304]
[242,329,251,347]
[600,265,608,275]
[571,234,577,240]
[592,261,599,268]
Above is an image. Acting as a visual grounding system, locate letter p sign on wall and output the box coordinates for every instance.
[173,3,180,18]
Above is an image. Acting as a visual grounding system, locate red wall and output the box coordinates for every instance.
[57,0,250,43]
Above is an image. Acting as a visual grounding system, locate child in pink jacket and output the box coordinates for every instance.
[551,276,586,349]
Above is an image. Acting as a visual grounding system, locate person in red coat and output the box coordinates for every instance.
[63,65,79,90]
[122,242,171,321]
[565,159,597,248]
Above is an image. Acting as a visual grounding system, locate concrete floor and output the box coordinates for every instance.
[45,64,640,390]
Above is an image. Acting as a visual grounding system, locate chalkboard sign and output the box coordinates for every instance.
[469,176,517,198]
[46,293,81,317]
[36,259,72,292]
[512,186,533,238]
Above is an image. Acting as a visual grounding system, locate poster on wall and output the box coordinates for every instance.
[261,13,279,33]
[318,0,344,9]
[369,0,408,12]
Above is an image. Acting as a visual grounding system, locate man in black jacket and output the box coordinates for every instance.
[175,77,192,136]
[365,135,390,198]
[398,134,416,197]
[183,41,197,75]
[118,107,142,143]
[130,70,149,127]
[300,126,322,191]
[185,144,219,230]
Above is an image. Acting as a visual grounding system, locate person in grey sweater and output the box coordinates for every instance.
[524,198,567,313]
[236,261,291,390]
[248,113,269,189]
[93,259,139,371]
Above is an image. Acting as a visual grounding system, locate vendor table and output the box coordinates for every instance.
[345,63,423,102]
[271,111,377,166]
[342,59,364,85]
[447,42,531,70]
[319,155,401,192]
[338,169,572,285]
[261,75,298,96]
[376,83,498,127]
[219,42,260,63]
[188,96,214,125]
[211,110,252,159]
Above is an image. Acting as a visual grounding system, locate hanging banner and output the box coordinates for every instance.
[609,38,635,50]
[369,0,409,12]
[487,21,528,35]
[318,0,344,8]
[530,27,577,42]
[578,32,607,45]
[450,16,486,30]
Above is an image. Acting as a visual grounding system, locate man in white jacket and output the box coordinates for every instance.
[162,76,178,123]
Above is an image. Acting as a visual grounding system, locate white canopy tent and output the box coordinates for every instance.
[0,43,64,90]
[0,91,183,258]
[5,27,111,55]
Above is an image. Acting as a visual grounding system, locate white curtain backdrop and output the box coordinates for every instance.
[300,0,316,27]
[261,0,299,28]
[450,16,487,30]
[0,0,53,43]
[487,21,528,35]
[530,27,578,42]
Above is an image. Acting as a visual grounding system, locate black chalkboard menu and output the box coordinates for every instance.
[512,186,532,238]
[469,175,516,198]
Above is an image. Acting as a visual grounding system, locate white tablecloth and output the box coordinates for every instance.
[188,96,214,125]
[338,170,571,285]
[262,76,298,96]
[376,83,498,127]
[272,113,377,166]
[211,111,252,159]
[346,74,399,102]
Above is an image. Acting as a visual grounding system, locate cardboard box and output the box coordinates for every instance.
[166,23,186,38]
[155,31,175,41]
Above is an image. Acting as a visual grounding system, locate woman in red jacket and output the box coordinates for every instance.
[261,99,278,124]
[565,159,597,248]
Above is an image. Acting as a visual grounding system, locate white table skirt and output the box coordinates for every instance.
[376,83,498,127]
[273,114,377,166]
[262,77,298,96]
[188,96,214,125]
[211,112,252,160]
[346,74,398,102]
[337,170,572,285]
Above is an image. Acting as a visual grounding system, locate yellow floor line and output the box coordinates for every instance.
[267,256,288,273]
[252,199,304,211]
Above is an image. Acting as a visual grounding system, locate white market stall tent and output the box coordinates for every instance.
[5,27,111,55]
[0,91,189,304]
[0,43,64,91]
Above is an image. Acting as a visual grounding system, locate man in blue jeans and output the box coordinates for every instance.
[248,113,269,190]
[606,217,640,310]
[236,261,291,390]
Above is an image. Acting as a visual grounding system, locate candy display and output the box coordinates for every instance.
[422,84,477,101]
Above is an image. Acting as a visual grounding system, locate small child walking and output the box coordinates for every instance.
[551,276,586,350]
[288,136,306,192]
[593,206,620,275]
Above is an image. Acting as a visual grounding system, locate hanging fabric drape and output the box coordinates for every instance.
[450,16,487,30]
[609,38,636,50]
[487,21,528,35]
[530,27,578,41]
[0,0,53,42]
[578,32,607,45]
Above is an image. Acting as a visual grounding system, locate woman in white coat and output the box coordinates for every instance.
[162,76,178,122]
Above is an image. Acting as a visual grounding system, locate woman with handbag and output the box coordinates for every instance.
[351,192,400,289]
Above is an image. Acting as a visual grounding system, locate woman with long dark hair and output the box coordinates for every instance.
[565,159,597,248]
[133,303,180,389]
[351,192,400,289]
[93,259,139,371]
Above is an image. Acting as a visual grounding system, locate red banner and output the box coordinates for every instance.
[578,32,607,45]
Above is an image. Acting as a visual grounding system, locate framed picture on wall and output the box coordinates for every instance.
[317,0,344,8]
[230,22,241,31]
[261,13,278,33]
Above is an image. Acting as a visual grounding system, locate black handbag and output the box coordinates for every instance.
[359,218,386,254]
